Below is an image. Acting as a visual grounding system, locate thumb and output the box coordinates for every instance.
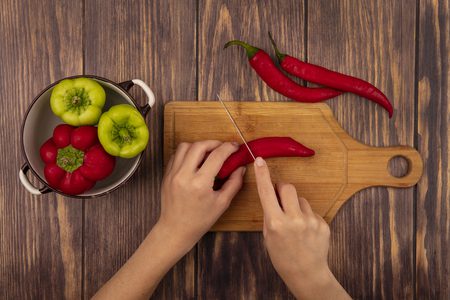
[217,166,246,206]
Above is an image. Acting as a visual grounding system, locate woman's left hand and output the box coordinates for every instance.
[158,140,246,251]
[93,140,245,300]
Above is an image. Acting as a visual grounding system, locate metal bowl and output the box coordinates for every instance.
[19,75,155,198]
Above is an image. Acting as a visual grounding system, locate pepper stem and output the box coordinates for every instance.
[56,145,84,173]
[268,31,286,63]
[72,95,81,106]
[119,128,132,143]
[224,40,260,59]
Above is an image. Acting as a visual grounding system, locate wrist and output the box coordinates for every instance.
[287,265,346,300]
[151,220,197,257]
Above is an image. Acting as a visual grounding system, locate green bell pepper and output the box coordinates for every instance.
[50,78,106,126]
[98,104,149,158]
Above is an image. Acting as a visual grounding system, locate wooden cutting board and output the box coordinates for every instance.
[164,101,423,231]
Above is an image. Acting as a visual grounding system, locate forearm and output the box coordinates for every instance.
[93,223,191,300]
[286,267,351,300]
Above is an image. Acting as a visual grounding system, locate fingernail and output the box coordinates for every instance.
[255,157,265,167]
[231,141,240,147]
[242,167,247,175]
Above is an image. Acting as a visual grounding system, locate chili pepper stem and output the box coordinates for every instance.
[224,40,260,59]
[268,31,286,63]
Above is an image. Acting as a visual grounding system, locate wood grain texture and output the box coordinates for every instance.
[197,0,304,298]
[0,0,83,299]
[198,0,305,101]
[1,0,448,299]
[416,0,449,298]
[164,101,422,230]
[83,0,197,298]
[308,0,417,299]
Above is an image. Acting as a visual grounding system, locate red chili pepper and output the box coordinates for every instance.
[268,33,393,118]
[224,40,341,102]
[216,137,314,180]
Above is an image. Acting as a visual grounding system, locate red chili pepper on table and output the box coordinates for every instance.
[224,40,342,102]
[268,33,393,118]
[216,137,314,180]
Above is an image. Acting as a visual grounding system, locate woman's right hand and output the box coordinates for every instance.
[253,157,351,300]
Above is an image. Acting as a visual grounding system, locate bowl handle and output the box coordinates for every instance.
[118,79,155,116]
[19,163,51,195]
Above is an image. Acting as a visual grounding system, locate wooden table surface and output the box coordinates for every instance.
[0,0,448,299]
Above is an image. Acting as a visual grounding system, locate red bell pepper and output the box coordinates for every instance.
[40,124,116,195]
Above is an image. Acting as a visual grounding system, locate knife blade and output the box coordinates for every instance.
[217,95,256,161]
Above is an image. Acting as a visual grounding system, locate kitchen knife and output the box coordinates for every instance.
[217,95,256,161]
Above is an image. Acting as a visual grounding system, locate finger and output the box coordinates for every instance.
[315,214,331,234]
[217,166,246,207]
[200,142,239,177]
[182,140,223,172]
[253,157,282,217]
[276,182,301,216]
[171,142,191,172]
[315,213,328,225]
[163,155,175,177]
[298,197,314,216]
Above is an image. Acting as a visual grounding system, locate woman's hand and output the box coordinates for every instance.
[253,157,351,300]
[158,140,246,251]
[93,140,245,300]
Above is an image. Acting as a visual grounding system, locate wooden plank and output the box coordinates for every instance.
[164,101,422,230]
[308,0,417,298]
[416,0,449,298]
[82,0,197,298]
[197,0,304,298]
[0,0,83,299]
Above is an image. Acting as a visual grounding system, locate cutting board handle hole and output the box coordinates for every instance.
[388,155,410,178]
